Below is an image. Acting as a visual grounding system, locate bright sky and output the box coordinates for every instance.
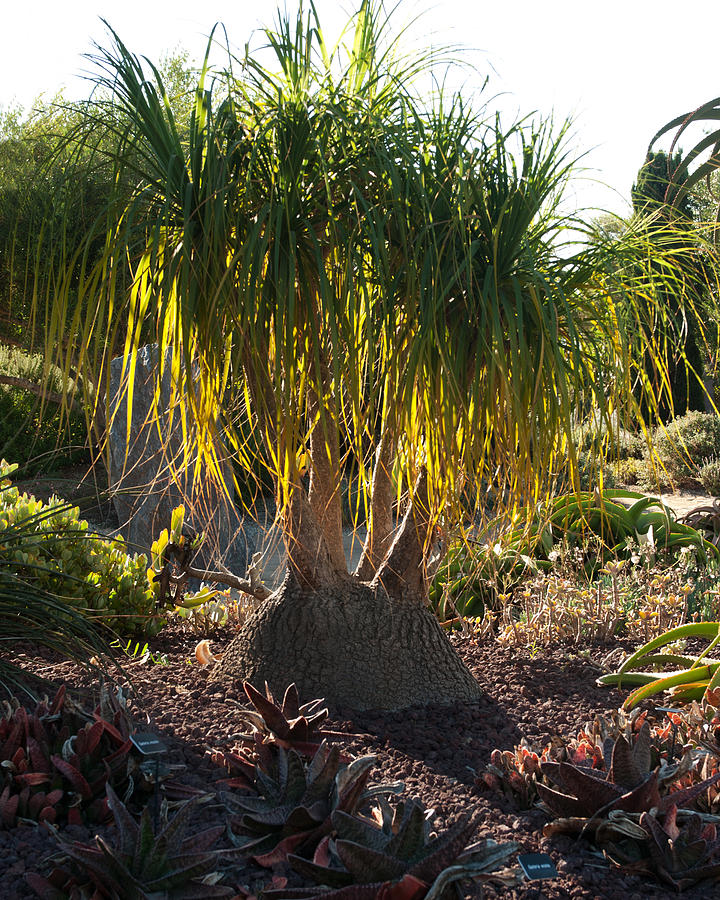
[3,0,720,217]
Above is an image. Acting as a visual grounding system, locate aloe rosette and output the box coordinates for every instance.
[223,741,386,864]
[497,489,718,568]
[26,784,238,899]
[270,802,519,899]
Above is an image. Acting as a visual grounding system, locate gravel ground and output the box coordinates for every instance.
[1,625,713,900]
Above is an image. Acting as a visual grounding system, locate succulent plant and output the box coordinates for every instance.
[0,476,159,637]
[272,801,518,899]
[537,722,720,833]
[479,742,546,809]
[223,741,388,866]
[231,682,344,757]
[595,803,720,891]
[638,805,720,890]
[537,733,660,826]
[480,709,651,810]
[599,620,720,708]
[26,784,238,899]
[484,705,720,889]
[212,681,350,793]
[0,684,133,827]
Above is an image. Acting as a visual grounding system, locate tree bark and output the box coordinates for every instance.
[307,387,346,573]
[212,576,481,710]
[242,339,340,590]
[371,467,431,603]
[283,485,339,591]
[355,432,396,580]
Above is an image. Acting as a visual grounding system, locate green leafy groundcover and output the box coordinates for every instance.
[0,461,159,636]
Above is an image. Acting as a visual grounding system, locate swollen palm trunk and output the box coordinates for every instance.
[213,575,482,711]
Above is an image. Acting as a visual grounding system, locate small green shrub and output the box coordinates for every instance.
[615,430,646,460]
[565,423,643,491]
[611,456,676,493]
[0,462,159,636]
[699,457,720,496]
[0,345,68,393]
[571,424,644,461]
[653,411,720,483]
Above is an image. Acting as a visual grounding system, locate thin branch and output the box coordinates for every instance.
[178,564,272,600]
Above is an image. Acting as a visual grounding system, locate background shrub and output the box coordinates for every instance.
[611,456,675,492]
[615,430,645,460]
[568,423,644,491]
[699,457,720,495]
[610,456,645,486]
[577,452,616,490]
[0,345,88,476]
[571,424,644,461]
[652,411,720,483]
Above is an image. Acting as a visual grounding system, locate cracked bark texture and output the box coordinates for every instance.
[212,576,482,710]
[282,487,337,590]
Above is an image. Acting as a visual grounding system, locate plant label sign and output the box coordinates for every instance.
[518,852,558,881]
[131,732,167,756]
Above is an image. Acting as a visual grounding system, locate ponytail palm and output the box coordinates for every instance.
[41,1,691,708]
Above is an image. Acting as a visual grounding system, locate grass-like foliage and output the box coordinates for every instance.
[31,0,720,613]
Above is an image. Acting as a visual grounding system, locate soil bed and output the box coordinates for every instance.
[0,627,709,900]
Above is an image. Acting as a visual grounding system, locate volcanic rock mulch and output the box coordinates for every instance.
[0,630,703,900]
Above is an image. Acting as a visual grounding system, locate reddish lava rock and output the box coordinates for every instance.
[0,629,706,899]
